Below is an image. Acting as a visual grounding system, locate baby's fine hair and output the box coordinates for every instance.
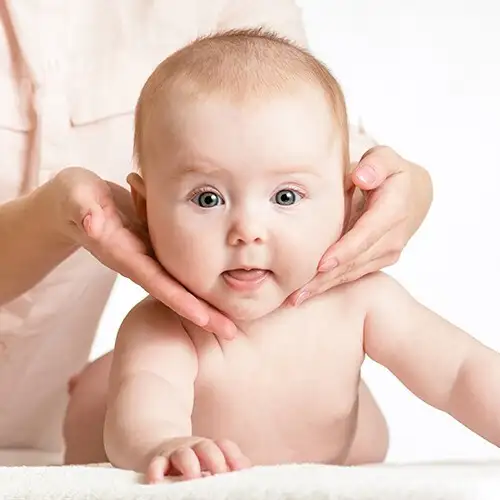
[134,28,349,171]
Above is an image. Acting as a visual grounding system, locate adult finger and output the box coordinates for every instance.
[317,207,395,274]
[204,307,238,341]
[288,226,403,305]
[352,146,404,190]
[122,256,237,339]
[327,253,400,289]
[290,252,399,306]
[114,250,212,328]
[90,232,237,339]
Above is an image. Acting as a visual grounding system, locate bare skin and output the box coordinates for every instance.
[65,278,389,478]
[69,271,500,484]
[65,32,500,482]
[64,344,388,469]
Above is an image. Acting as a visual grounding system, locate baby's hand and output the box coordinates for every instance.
[146,437,251,483]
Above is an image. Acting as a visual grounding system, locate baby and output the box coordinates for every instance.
[104,29,500,483]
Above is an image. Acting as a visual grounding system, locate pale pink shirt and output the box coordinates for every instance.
[0,0,373,466]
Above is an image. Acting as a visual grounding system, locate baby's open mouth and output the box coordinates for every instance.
[222,269,270,291]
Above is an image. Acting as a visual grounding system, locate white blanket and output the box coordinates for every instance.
[0,462,499,500]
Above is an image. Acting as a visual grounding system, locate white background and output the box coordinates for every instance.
[92,1,500,463]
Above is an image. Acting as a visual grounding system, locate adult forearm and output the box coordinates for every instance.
[0,181,78,305]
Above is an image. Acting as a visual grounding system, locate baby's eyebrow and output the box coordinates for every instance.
[169,159,325,179]
[170,162,225,178]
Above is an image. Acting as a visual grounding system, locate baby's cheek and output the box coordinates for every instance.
[277,229,333,289]
[160,234,222,295]
[275,248,318,292]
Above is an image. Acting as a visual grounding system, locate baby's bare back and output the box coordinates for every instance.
[186,290,367,465]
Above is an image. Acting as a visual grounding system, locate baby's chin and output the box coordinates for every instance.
[212,296,284,323]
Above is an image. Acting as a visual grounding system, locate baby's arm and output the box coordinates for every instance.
[363,273,500,446]
[104,298,249,481]
[104,298,198,473]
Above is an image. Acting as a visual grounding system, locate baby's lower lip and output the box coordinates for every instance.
[222,269,270,291]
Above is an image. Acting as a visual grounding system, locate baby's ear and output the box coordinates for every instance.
[341,170,356,235]
[127,172,148,225]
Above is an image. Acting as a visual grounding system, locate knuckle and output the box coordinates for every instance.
[364,234,378,252]
[353,222,380,251]
[192,438,210,450]
[336,273,351,286]
[170,447,185,458]
[388,235,407,254]
[343,260,357,274]
[179,443,195,453]
[354,233,374,254]
[214,438,236,451]
[385,251,400,266]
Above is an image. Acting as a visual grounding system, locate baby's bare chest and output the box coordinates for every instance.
[189,303,365,463]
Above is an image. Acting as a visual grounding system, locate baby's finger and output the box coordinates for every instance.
[215,439,251,471]
[146,455,169,484]
[169,447,202,479]
[192,440,228,475]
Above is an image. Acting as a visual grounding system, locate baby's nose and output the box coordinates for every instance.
[227,214,266,246]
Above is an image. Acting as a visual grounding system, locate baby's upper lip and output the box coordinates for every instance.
[227,266,269,272]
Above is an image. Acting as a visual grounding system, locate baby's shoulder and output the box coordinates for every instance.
[113,296,198,381]
[123,294,180,324]
[318,271,401,312]
[335,271,413,315]
[117,295,189,344]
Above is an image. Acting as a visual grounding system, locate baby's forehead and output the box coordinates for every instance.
[163,91,336,148]
[142,89,344,183]
[135,29,349,171]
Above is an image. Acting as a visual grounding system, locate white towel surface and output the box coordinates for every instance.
[0,461,499,500]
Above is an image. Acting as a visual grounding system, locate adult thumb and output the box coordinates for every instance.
[352,146,401,190]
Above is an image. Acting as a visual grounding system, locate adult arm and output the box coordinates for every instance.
[0,167,236,338]
[0,179,77,305]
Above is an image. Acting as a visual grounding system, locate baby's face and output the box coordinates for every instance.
[142,88,346,321]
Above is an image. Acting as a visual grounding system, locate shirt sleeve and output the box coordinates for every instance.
[217,0,308,47]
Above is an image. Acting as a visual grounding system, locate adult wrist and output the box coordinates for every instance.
[33,175,80,250]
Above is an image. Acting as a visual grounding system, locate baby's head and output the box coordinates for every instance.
[131,29,350,322]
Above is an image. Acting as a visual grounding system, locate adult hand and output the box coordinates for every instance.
[52,167,236,339]
[289,146,433,306]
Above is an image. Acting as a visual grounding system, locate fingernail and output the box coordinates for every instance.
[294,291,310,307]
[193,313,210,328]
[318,257,339,273]
[356,165,377,185]
[224,325,237,340]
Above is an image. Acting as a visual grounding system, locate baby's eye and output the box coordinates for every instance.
[192,191,224,208]
[272,189,303,206]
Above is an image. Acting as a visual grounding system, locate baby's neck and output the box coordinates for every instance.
[231,303,290,338]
